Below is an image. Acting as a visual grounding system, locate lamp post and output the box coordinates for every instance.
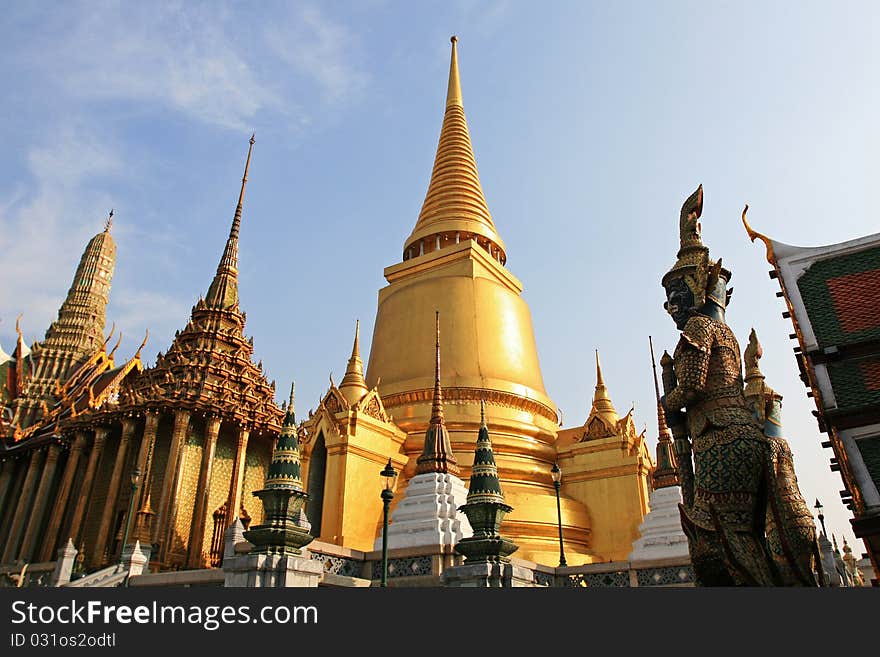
[379,459,397,587]
[551,462,567,567]
[814,499,827,536]
[119,467,141,585]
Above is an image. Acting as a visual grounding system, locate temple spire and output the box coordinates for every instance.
[206,134,255,309]
[649,336,679,488]
[416,311,460,475]
[403,37,506,264]
[446,36,463,108]
[590,350,618,424]
[339,319,369,404]
[104,209,114,232]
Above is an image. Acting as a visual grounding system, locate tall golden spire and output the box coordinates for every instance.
[206,134,255,309]
[416,311,460,475]
[403,36,506,263]
[339,319,369,404]
[649,336,679,489]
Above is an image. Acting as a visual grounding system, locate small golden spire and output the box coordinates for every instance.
[446,36,462,109]
[339,319,368,404]
[480,398,486,428]
[288,381,295,418]
[587,349,619,431]
[104,209,114,233]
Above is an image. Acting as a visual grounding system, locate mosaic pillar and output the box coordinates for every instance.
[66,427,109,553]
[134,412,160,511]
[1,449,44,563]
[226,427,250,529]
[153,409,190,546]
[91,418,137,567]
[18,444,62,562]
[187,416,221,568]
[38,432,88,562]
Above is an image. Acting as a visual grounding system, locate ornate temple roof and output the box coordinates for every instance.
[122,136,282,433]
[403,36,506,263]
[4,213,118,438]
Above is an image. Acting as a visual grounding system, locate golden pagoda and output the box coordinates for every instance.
[298,37,652,565]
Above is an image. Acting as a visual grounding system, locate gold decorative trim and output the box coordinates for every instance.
[381,387,558,423]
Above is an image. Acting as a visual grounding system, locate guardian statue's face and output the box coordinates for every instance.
[664,277,694,330]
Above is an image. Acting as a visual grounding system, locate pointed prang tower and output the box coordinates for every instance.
[366,36,592,563]
[628,337,689,562]
[378,311,472,550]
[9,211,116,429]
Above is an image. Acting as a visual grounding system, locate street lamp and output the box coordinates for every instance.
[379,459,397,587]
[551,462,567,567]
[814,499,827,536]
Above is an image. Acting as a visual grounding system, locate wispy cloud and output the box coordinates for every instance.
[0,126,184,355]
[9,1,368,132]
[0,127,121,341]
[264,5,368,106]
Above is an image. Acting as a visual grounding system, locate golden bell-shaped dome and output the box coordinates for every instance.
[366,37,592,564]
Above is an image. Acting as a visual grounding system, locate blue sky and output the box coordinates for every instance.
[1,1,877,558]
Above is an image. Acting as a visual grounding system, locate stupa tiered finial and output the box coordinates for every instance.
[403,36,506,264]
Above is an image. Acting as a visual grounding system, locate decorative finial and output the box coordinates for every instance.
[446,34,463,108]
[741,203,775,264]
[451,35,457,43]
[231,135,255,242]
[250,132,256,145]
[480,398,486,428]
[595,349,604,385]
[103,322,116,347]
[134,330,149,358]
[104,209,114,232]
[289,381,296,416]
[108,332,123,359]
[352,319,360,358]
